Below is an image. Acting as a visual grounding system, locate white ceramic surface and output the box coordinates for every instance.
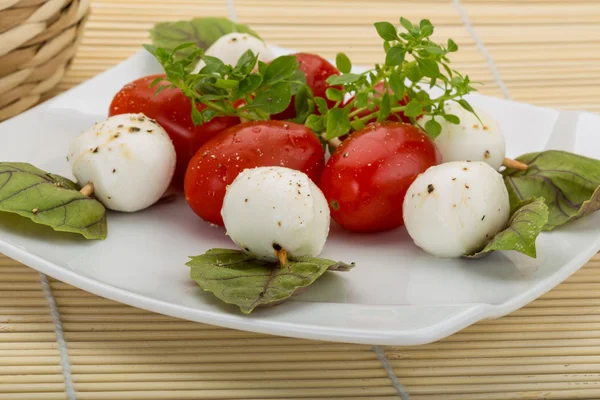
[0,48,599,345]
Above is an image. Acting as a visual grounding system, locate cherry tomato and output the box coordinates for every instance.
[109,74,240,185]
[185,121,325,226]
[346,82,411,124]
[272,53,340,120]
[319,122,441,233]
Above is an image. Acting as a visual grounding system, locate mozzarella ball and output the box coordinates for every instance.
[192,33,275,73]
[68,113,176,212]
[421,103,506,170]
[403,161,510,258]
[222,167,330,261]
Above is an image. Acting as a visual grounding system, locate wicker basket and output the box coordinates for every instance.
[0,0,89,122]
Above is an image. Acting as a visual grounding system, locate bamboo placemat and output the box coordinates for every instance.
[3,0,600,399]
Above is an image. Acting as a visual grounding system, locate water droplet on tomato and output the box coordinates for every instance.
[252,128,261,133]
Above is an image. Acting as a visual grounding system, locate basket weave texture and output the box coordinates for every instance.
[0,0,89,121]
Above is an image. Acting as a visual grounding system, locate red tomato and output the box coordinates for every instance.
[346,82,412,124]
[319,122,441,233]
[185,121,325,226]
[109,74,240,185]
[272,53,340,120]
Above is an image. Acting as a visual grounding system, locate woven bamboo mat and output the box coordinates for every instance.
[3,0,600,399]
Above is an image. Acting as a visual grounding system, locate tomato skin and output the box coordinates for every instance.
[272,53,340,120]
[108,74,240,185]
[319,122,441,233]
[184,121,325,226]
[346,82,411,124]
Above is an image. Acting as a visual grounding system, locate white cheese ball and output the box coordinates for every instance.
[421,103,506,170]
[403,161,510,258]
[192,33,275,73]
[68,113,176,212]
[222,166,330,261]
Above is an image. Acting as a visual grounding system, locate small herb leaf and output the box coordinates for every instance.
[263,55,298,85]
[374,21,399,41]
[467,198,549,259]
[385,45,406,66]
[335,52,352,74]
[502,150,600,231]
[252,82,292,114]
[424,118,442,138]
[325,108,351,139]
[187,248,353,314]
[0,163,107,240]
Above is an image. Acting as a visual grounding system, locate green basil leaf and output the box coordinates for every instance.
[424,118,442,138]
[251,82,292,114]
[502,150,600,231]
[404,99,422,118]
[467,198,549,259]
[190,105,204,125]
[351,117,366,132]
[443,114,460,124]
[456,99,475,113]
[187,248,353,314]
[335,52,352,74]
[385,45,405,66]
[355,92,368,109]
[423,46,445,55]
[389,72,405,97]
[447,38,459,52]
[0,163,107,240]
[325,108,351,139]
[289,68,308,94]
[314,97,329,114]
[291,85,315,124]
[305,114,325,133]
[237,75,263,97]
[416,58,440,78]
[399,17,415,32]
[150,17,261,60]
[326,73,360,86]
[420,24,434,37]
[201,108,217,123]
[235,49,259,75]
[374,21,399,41]
[214,79,238,89]
[325,87,344,102]
[378,92,391,122]
[263,55,298,85]
[257,61,268,75]
[405,63,422,82]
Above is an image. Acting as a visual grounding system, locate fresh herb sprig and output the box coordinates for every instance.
[143,43,310,125]
[303,17,478,140]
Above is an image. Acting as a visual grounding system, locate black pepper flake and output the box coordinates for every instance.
[129,127,141,133]
[463,167,468,171]
[465,184,470,189]
[482,215,486,220]
[427,184,434,193]
[343,153,349,158]
[147,129,153,133]
[297,190,301,195]
[112,169,116,173]
[452,177,456,181]
[244,247,250,251]
[117,124,124,128]
[484,150,490,159]
[485,234,489,238]
[114,133,120,139]
[92,147,99,153]
[273,243,282,250]
[277,221,282,227]
[453,204,457,208]
[244,198,248,203]
[108,196,112,200]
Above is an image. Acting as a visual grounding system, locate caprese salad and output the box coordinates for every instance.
[2,17,600,313]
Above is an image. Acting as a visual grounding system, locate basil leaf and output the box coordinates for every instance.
[385,45,405,66]
[291,85,315,124]
[355,92,368,109]
[467,198,549,259]
[326,74,360,86]
[252,82,292,114]
[443,114,460,124]
[378,92,391,122]
[305,114,325,134]
[405,63,422,82]
[263,55,298,86]
[404,99,422,118]
[0,163,107,240]
[314,97,329,114]
[325,87,344,102]
[502,150,600,231]
[389,72,405,97]
[237,75,262,97]
[424,118,442,138]
[447,38,459,52]
[325,108,351,139]
[374,21,399,41]
[187,249,354,314]
[416,58,440,78]
[400,17,415,32]
[335,52,352,74]
[150,17,261,59]
[235,49,259,75]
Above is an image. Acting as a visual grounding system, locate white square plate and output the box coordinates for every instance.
[1,48,599,345]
